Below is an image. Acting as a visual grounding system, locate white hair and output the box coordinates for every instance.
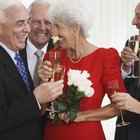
[0,0,22,23]
[28,0,51,15]
[48,0,94,37]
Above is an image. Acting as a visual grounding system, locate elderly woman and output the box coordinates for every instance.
[39,0,126,140]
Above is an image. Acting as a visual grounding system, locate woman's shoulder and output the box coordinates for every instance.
[95,47,120,59]
[96,47,119,54]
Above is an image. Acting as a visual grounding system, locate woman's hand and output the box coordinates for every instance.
[59,113,70,123]
[38,60,53,83]
[74,112,86,122]
[111,92,140,114]
[59,112,86,123]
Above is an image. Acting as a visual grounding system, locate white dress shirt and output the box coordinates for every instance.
[26,38,48,79]
[0,42,16,63]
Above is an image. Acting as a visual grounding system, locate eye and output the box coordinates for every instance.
[45,21,51,26]
[32,20,40,25]
[16,22,23,27]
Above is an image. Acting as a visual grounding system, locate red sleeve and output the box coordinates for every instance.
[102,48,127,99]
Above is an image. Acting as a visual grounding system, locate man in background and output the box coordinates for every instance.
[20,0,54,87]
[114,2,140,140]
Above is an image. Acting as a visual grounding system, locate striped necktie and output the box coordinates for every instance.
[33,50,43,87]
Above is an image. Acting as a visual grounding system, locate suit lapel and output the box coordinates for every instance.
[19,48,35,92]
[47,39,54,51]
[18,39,54,90]
[0,47,30,94]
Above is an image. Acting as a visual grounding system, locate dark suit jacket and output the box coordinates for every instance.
[0,46,43,140]
[19,39,54,128]
[115,39,140,140]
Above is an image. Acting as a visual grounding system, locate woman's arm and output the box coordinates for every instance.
[74,103,120,122]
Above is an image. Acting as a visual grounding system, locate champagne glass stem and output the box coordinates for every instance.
[131,60,135,77]
[120,109,125,124]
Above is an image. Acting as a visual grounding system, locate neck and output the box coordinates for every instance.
[68,39,90,59]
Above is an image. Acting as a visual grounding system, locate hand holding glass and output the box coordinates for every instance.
[127,36,139,78]
[108,79,130,127]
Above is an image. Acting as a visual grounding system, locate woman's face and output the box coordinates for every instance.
[53,21,76,49]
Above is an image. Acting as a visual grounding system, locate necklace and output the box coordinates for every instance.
[69,55,83,64]
[68,42,92,64]
[69,49,86,64]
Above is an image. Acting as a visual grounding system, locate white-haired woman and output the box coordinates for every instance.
[39,0,126,139]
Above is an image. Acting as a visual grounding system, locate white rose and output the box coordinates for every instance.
[80,70,90,80]
[84,87,94,97]
[67,69,81,86]
[52,36,59,44]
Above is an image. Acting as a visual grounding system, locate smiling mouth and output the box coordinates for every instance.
[17,35,27,42]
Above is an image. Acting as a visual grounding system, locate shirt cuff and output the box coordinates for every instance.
[36,99,41,110]
[121,65,131,79]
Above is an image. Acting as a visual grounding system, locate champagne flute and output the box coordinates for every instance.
[126,35,139,78]
[46,51,61,112]
[47,64,66,119]
[46,52,66,119]
[49,51,61,71]
[108,79,130,127]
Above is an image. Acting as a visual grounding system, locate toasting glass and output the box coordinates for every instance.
[46,52,65,118]
[126,35,139,78]
[108,79,130,127]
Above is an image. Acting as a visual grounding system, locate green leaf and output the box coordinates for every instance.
[57,102,68,112]
[52,115,61,124]
[75,92,85,100]
[69,108,78,121]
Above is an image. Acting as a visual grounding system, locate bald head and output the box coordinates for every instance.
[0,0,23,22]
[132,2,140,30]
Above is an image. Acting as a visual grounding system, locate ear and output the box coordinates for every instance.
[72,23,80,37]
[73,23,80,31]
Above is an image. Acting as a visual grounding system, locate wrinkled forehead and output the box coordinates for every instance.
[4,4,29,21]
[135,3,140,15]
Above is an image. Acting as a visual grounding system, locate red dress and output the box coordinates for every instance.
[43,48,126,140]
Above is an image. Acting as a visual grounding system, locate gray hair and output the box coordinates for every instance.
[48,0,94,37]
[28,0,51,15]
[0,0,22,23]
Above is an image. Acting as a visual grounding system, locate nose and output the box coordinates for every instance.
[132,16,138,25]
[39,22,46,30]
[23,22,30,33]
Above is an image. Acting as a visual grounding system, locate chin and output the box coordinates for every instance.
[17,44,26,50]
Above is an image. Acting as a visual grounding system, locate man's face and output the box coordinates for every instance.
[28,4,52,49]
[132,3,140,29]
[0,4,30,51]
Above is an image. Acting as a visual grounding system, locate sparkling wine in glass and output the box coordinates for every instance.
[127,36,139,78]
[108,79,130,127]
[49,51,61,71]
[54,65,66,82]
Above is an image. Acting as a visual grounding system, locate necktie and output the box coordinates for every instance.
[14,52,30,91]
[33,50,43,87]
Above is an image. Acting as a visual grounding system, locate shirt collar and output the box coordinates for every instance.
[0,42,16,61]
[26,38,48,58]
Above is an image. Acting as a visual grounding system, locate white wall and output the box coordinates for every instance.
[20,0,140,140]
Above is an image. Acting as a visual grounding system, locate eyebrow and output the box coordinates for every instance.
[16,17,31,23]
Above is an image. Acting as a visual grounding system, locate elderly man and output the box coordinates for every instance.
[0,0,63,140]
[20,0,54,87]
[112,2,140,140]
